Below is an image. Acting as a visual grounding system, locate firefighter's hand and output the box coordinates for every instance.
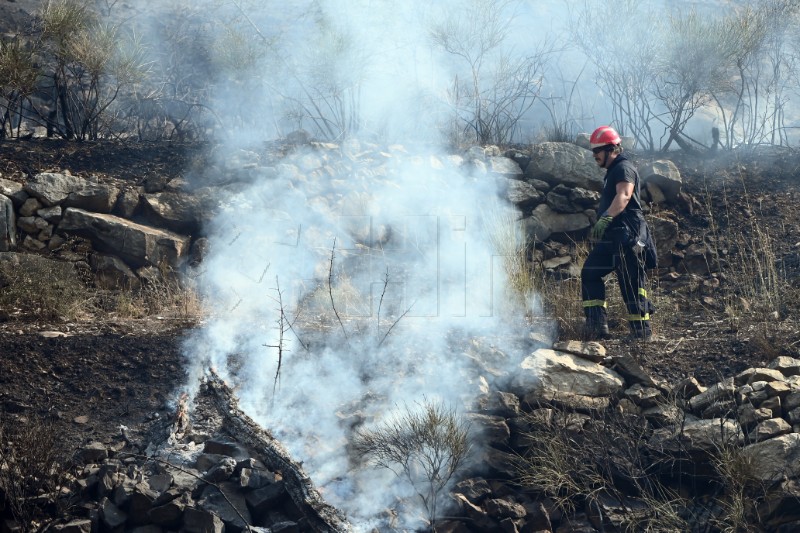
[590,214,613,241]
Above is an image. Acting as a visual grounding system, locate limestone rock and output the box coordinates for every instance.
[512,348,625,399]
[502,178,543,209]
[141,190,217,233]
[551,340,606,363]
[487,156,523,178]
[741,433,800,482]
[650,418,743,453]
[0,177,27,206]
[525,142,605,191]
[25,172,119,212]
[58,208,190,268]
[523,203,590,242]
[768,356,800,377]
[640,160,682,202]
[749,418,792,442]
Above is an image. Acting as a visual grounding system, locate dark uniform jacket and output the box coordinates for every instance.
[599,154,657,268]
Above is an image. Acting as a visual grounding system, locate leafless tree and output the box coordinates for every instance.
[570,0,662,151]
[430,0,553,145]
[709,1,800,149]
[651,9,751,152]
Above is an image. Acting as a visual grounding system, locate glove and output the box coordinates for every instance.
[591,214,613,241]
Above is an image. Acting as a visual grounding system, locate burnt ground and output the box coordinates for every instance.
[2,139,800,498]
[0,140,206,454]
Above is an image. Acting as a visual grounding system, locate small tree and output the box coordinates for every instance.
[0,37,40,139]
[353,399,471,530]
[571,0,663,151]
[32,0,149,140]
[653,9,742,152]
[709,1,800,149]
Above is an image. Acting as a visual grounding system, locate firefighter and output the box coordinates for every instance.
[581,126,655,340]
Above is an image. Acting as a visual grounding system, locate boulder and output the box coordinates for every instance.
[183,507,225,533]
[100,498,127,530]
[768,356,800,377]
[58,208,190,268]
[523,203,590,242]
[0,177,28,206]
[688,377,736,413]
[650,418,743,454]
[546,184,584,214]
[487,156,523,179]
[569,187,600,208]
[63,182,120,213]
[648,216,679,265]
[551,340,606,363]
[25,172,119,212]
[453,478,493,504]
[467,413,511,446]
[502,179,543,210]
[114,187,142,218]
[644,181,666,204]
[525,142,605,191]
[741,433,800,482]
[512,348,625,399]
[640,160,682,202]
[90,253,141,290]
[749,418,792,442]
[37,205,62,224]
[19,197,42,217]
[198,482,252,530]
[140,189,217,233]
[16,215,49,235]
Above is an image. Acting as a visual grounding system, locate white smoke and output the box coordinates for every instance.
[182,147,542,528]
[169,0,561,529]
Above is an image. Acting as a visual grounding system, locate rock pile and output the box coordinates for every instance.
[1,135,696,291]
[443,344,800,532]
[38,378,348,533]
[33,346,800,533]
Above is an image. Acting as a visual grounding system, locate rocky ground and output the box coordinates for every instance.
[2,139,800,531]
[0,141,207,451]
[0,138,798,442]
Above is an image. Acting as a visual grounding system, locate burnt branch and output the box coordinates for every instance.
[376,266,389,326]
[264,277,288,398]
[264,276,309,399]
[375,267,414,348]
[377,302,415,349]
[327,238,348,340]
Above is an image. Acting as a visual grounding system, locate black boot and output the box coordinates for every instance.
[627,320,652,341]
[583,306,610,340]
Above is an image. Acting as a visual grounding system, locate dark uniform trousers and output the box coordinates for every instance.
[581,230,652,335]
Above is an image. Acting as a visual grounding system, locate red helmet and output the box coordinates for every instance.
[589,126,621,149]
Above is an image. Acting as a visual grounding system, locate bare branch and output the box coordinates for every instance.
[327,238,348,340]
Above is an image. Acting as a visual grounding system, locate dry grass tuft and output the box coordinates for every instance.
[0,414,72,532]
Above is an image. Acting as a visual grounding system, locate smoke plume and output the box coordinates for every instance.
[169,0,557,529]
